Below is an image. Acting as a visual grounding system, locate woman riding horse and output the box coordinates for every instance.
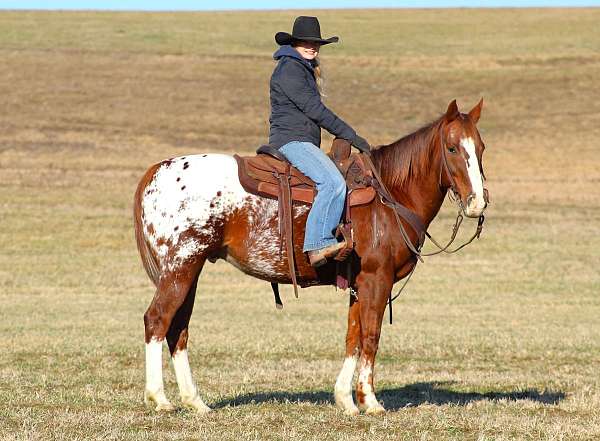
[134,14,488,416]
[269,16,371,267]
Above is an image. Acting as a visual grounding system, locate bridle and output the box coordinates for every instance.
[422,122,488,257]
[361,120,489,323]
[363,122,487,258]
[439,123,467,212]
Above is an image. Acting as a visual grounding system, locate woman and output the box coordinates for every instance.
[269,16,371,267]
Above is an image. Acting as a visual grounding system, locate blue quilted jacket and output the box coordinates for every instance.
[268,45,356,149]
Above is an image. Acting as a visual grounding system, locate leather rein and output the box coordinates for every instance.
[360,124,488,321]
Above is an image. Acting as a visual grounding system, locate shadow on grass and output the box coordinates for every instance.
[214,382,565,410]
[377,382,565,411]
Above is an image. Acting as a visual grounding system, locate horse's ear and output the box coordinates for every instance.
[469,98,484,124]
[445,99,460,123]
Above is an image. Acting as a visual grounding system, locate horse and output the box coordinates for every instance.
[133,99,488,415]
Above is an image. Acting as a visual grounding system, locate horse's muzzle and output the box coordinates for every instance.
[465,190,488,218]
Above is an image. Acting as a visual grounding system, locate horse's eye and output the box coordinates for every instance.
[448,146,457,154]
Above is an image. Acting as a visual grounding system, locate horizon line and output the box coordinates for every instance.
[2,4,600,12]
[2,6,599,11]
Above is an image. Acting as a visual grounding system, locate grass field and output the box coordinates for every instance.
[1,8,599,440]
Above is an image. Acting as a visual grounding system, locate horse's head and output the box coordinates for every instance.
[439,99,489,218]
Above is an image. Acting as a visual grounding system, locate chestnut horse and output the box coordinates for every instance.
[133,99,488,415]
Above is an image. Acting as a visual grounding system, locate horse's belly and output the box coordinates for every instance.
[224,196,311,282]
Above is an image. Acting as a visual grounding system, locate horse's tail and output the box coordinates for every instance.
[133,163,161,287]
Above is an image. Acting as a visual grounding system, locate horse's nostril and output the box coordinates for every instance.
[466,193,476,207]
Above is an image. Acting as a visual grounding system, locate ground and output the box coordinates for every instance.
[0,8,599,440]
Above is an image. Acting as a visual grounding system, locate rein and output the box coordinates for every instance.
[363,150,485,260]
[360,125,487,323]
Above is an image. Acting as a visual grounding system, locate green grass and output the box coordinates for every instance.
[1,8,600,441]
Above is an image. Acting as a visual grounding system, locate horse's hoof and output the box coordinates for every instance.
[155,402,177,412]
[144,391,175,413]
[365,404,386,415]
[343,406,360,416]
[335,391,359,416]
[183,398,212,415]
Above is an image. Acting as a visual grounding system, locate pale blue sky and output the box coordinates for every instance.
[1,1,599,10]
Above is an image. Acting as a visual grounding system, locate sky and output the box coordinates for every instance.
[1,1,599,10]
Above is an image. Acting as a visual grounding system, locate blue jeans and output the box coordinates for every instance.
[279,141,346,252]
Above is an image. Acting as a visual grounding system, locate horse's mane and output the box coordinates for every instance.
[371,116,444,189]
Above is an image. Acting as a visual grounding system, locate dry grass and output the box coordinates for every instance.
[0,8,599,440]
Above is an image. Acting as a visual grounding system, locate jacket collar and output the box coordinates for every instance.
[273,45,315,71]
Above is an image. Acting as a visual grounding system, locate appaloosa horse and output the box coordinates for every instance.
[133,99,488,415]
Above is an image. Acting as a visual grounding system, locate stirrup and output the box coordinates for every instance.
[333,224,354,262]
[308,251,328,268]
[307,240,346,267]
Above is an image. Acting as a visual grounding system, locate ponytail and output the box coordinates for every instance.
[313,56,326,97]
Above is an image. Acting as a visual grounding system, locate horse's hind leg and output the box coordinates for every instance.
[335,295,361,416]
[166,271,211,414]
[143,260,204,412]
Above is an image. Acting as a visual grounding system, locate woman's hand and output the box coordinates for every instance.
[352,135,371,153]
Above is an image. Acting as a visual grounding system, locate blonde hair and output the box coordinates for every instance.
[313,56,326,97]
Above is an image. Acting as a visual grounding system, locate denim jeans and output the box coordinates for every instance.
[279,141,346,252]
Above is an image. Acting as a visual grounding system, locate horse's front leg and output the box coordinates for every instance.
[334,295,361,415]
[355,268,392,415]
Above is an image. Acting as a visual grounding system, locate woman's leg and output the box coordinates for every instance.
[279,141,346,252]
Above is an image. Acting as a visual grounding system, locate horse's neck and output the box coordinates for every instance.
[388,136,447,229]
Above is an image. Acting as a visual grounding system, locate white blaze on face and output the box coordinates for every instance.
[460,137,486,214]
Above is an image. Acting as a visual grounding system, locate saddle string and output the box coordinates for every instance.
[275,165,299,298]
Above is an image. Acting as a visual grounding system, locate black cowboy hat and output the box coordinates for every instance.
[275,16,339,46]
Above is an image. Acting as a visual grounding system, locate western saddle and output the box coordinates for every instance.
[234,138,377,304]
